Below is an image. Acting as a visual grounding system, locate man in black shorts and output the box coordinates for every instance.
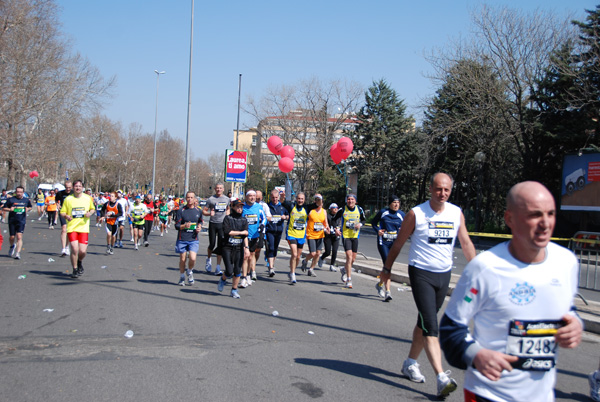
[3,186,32,259]
[381,173,476,399]
[55,180,73,256]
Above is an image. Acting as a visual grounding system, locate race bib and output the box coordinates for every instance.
[313,222,324,231]
[14,207,25,214]
[187,222,197,232]
[246,214,258,225]
[293,220,306,230]
[346,219,358,229]
[427,221,455,244]
[271,215,282,223]
[72,207,86,218]
[505,319,562,371]
[229,236,243,245]
[383,231,397,240]
[215,202,228,212]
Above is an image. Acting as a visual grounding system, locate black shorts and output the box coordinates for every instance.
[343,238,359,253]
[59,214,67,226]
[105,223,118,236]
[256,232,264,249]
[408,265,451,337]
[248,237,260,252]
[307,238,323,253]
[8,220,25,236]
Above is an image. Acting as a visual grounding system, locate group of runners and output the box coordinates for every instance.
[2,173,599,402]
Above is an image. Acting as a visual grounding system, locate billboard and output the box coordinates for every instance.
[561,152,600,211]
[224,149,248,183]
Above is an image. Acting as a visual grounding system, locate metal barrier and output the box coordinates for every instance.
[570,231,600,291]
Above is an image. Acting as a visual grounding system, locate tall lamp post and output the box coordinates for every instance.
[152,70,166,197]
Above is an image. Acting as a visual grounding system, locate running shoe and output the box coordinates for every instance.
[239,277,248,288]
[217,277,226,292]
[231,289,241,299]
[251,271,257,281]
[160,232,163,237]
[301,258,307,272]
[144,241,149,247]
[214,265,223,276]
[384,291,393,302]
[308,269,316,277]
[402,359,425,383]
[340,267,347,283]
[345,279,353,289]
[437,371,457,399]
[8,245,15,257]
[268,269,275,277]
[187,270,194,285]
[590,370,600,402]
[106,246,111,255]
[70,268,79,278]
[134,244,138,250]
[14,252,21,260]
[205,259,212,273]
[65,248,70,256]
[165,229,168,234]
[130,238,134,242]
[375,282,385,298]
[77,261,84,276]
[329,265,337,272]
[246,275,253,286]
[318,258,324,268]
[178,276,185,286]
[290,272,297,284]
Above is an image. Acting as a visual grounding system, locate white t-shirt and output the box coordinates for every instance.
[444,242,579,402]
[117,198,129,222]
[408,201,462,272]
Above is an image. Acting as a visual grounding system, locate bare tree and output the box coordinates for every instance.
[245,77,363,194]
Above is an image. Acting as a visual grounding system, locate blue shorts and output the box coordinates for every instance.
[287,236,306,246]
[175,240,199,254]
[37,202,44,206]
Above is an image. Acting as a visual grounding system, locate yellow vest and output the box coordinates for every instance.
[342,206,361,239]
[287,205,307,238]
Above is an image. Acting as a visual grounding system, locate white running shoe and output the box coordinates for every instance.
[251,271,257,281]
[205,259,212,273]
[436,371,457,399]
[187,270,194,285]
[375,282,385,298]
[290,272,297,284]
[329,265,338,272]
[239,277,248,288]
[65,248,70,256]
[402,359,426,383]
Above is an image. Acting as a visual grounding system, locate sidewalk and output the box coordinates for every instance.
[275,242,600,336]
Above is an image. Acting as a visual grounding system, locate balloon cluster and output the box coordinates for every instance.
[329,136,354,165]
[29,170,39,179]
[267,136,295,173]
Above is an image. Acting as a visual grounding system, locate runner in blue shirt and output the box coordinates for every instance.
[240,190,266,288]
[372,195,405,301]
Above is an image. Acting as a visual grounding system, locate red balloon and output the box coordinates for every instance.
[267,136,283,155]
[330,143,343,165]
[337,137,354,159]
[278,157,294,173]
[29,171,39,179]
[280,145,295,160]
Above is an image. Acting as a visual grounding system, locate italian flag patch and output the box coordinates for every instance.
[463,287,479,303]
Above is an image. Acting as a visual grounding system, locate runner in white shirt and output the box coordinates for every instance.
[439,181,583,402]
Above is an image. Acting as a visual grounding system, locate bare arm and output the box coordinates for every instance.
[457,212,476,262]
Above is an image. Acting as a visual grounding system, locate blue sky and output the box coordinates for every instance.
[56,0,594,160]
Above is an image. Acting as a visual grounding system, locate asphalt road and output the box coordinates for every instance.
[0,218,599,402]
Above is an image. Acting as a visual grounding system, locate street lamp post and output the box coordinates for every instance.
[152,70,166,197]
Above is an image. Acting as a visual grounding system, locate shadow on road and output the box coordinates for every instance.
[294,358,437,400]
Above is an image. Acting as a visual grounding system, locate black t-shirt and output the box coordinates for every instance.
[56,190,72,206]
[175,206,203,242]
[5,196,32,222]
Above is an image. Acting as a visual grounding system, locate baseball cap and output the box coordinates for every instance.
[116,189,123,194]
[231,198,243,207]
[314,194,322,199]
[329,203,338,209]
